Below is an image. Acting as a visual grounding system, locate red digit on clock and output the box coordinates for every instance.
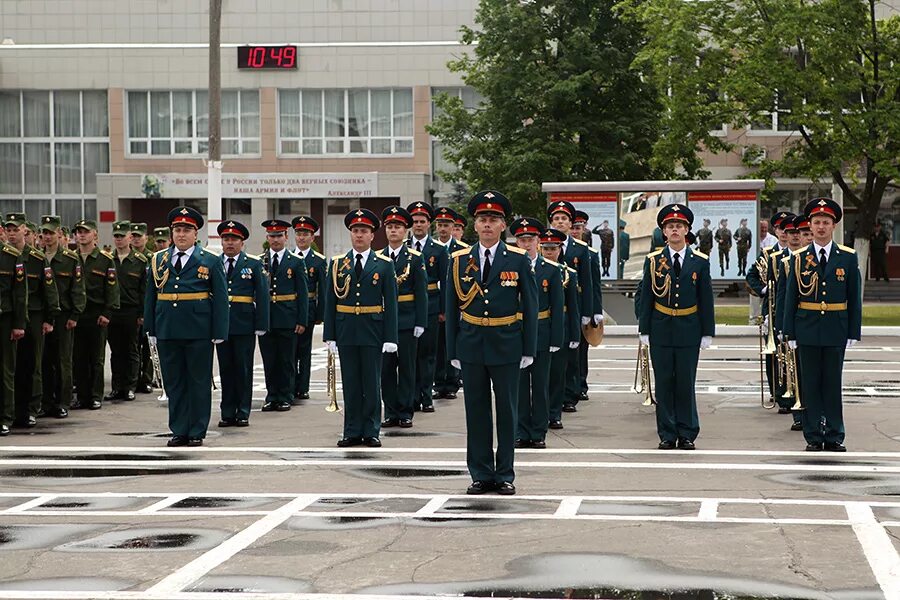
[249,47,265,68]
[269,46,283,66]
[283,46,296,68]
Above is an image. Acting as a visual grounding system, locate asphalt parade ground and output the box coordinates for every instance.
[2,333,900,599]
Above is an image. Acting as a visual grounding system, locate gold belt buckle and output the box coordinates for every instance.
[172,293,178,301]
[820,301,827,312]
[354,306,361,315]
[482,317,490,326]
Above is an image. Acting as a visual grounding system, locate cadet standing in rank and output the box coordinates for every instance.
[292,215,327,403]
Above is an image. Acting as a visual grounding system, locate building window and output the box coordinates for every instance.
[0,90,109,223]
[430,87,483,196]
[277,89,414,156]
[126,90,260,157]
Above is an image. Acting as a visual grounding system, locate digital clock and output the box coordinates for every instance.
[237,45,298,70]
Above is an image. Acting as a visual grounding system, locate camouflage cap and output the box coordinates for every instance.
[130,222,148,235]
[40,215,62,232]
[25,221,38,233]
[152,226,170,241]
[73,219,98,232]
[112,220,132,236]
[4,212,27,227]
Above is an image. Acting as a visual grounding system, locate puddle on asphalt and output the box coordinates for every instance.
[188,575,313,593]
[270,451,381,461]
[360,553,880,599]
[57,528,230,552]
[308,497,428,513]
[286,515,402,530]
[40,496,145,511]
[0,467,203,479]
[354,467,468,478]
[0,525,100,550]
[767,471,900,496]
[438,499,556,515]
[381,430,462,437]
[5,453,184,461]
[0,577,132,591]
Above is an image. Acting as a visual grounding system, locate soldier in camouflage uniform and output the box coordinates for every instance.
[131,222,155,394]
[734,218,753,276]
[0,236,27,436]
[106,220,147,402]
[714,218,733,276]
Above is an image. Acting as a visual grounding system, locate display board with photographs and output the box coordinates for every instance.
[687,191,759,280]
[548,192,620,279]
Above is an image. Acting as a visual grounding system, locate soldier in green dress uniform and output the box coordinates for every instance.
[106,220,147,402]
[291,215,327,403]
[131,222,156,395]
[783,198,862,452]
[446,191,538,495]
[0,233,26,436]
[40,216,86,419]
[7,213,60,427]
[144,207,229,447]
[259,219,308,412]
[379,206,427,428]
[433,206,469,400]
[513,218,563,449]
[453,213,468,243]
[72,219,119,410]
[323,208,399,448]
[618,219,630,278]
[638,204,715,450]
[217,220,269,427]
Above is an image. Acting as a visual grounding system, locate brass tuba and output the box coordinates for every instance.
[325,348,341,413]
[632,340,655,406]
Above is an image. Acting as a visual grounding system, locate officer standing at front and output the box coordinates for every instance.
[291,216,327,403]
[379,206,427,429]
[323,208,399,448]
[144,207,229,447]
[260,219,308,412]
[446,191,538,495]
[783,198,861,452]
[217,220,269,428]
[0,235,27,437]
[407,201,448,412]
[638,204,715,450]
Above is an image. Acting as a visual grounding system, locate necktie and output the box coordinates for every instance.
[390,251,396,261]
[819,248,827,271]
[482,249,491,283]
[272,252,279,273]
[174,251,185,273]
[416,240,422,252]
[226,257,234,278]
[673,253,681,278]
[355,253,363,279]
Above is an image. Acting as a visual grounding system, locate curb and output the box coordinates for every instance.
[601,325,900,337]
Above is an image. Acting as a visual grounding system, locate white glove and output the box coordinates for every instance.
[762,315,769,329]
[212,339,224,344]
[592,314,603,325]
[519,356,534,369]
[148,336,157,345]
[639,334,649,346]
[846,339,858,349]
[761,285,768,296]
[382,342,398,353]
[413,326,424,338]
[568,341,580,349]
[581,316,591,326]
[777,332,784,342]
[326,340,338,354]
[255,330,266,336]
[700,336,712,350]
[451,359,461,370]
[788,340,797,350]
[549,346,560,353]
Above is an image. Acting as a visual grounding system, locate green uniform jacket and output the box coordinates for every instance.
[638,246,715,347]
[224,251,270,335]
[774,251,796,334]
[782,243,862,346]
[323,250,399,347]
[562,265,581,344]
[300,249,327,325]
[588,245,603,316]
[377,245,427,332]
[112,250,147,315]
[23,245,61,324]
[534,256,565,351]
[447,238,470,254]
[735,226,752,250]
[80,247,120,318]
[262,250,308,330]
[563,236,593,320]
[144,244,229,341]
[49,248,86,320]
[409,236,448,316]
[618,231,630,262]
[0,244,28,329]
[445,242,538,365]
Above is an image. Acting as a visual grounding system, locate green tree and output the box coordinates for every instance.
[428,0,668,219]
[623,0,900,279]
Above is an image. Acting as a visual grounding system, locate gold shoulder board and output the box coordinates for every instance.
[29,247,46,260]
[543,258,559,267]
[408,247,422,256]
[457,241,471,248]
[100,249,115,260]
[62,248,79,259]
[573,238,588,246]
[692,250,708,259]
[313,251,326,260]
[792,248,805,256]
[837,244,856,254]
[451,248,470,259]
[2,244,20,257]
[506,245,527,255]
[646,249,663,258]
[135,252,148,263]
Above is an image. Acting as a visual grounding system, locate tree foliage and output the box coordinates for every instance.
[428,0,667,218]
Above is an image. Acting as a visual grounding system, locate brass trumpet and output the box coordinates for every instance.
[325,348,341,413]
[782,342,803,411]
[632,340,655,406]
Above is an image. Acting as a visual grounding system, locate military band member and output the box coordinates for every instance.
[153,227,171,251]
[379,206,427,428]
[406,201,449,412]
[217,220,269,427]
[714,218,733,276]
[144,207,229,447]
[573,210,592,246]
[6,213,60,426]
[72,219,119,410]
[783,198,861,452]
[40,216,86,419]
[513,219,563,449]
[324,209,399,448]
[433,206,469,400]
[106,220,147,402]
[453,213,468,242]
[131,222,156,394]
[0,233,27,436]
[696,219,713,257]
[292,216,327,402]
[547,200,594,412]
[638,204,715,450]
[259,219,308,412]
[447,191,537,495]
[735,218,753,276]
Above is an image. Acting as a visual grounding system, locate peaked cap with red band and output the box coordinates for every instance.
[547,200,576,221]
[539,228,566,246]
[261,219,291,234]
[434,206,458,224]
[167,206,204,230]
[381,205,412,228]
[792,214,810,231]
[656,203,694,228]
[782,217,798,233]
[344,208,380,231]
[291,215,319,234]
[454,213,467,228]
[511,217,545,238]
[406,201,435,221]
[804,197,842,223]
[770,211,795,230]
[573,210,589,225]
[467,190,510,218]
[217,220,250,240]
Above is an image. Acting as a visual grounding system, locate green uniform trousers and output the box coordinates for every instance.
[294,325,315,396]
[433,321,460,395]
[15,315,46,420]
[74,310,109,405]
[259,328,296,405]
[381,329,417,421]
[461,360,519,484]
[548,349,568,422]
[578,335,589,394]
[564,346,581,405]
[338,345,383,439]
[414,314,439,408]
[0,315,18,427]
[158,338,214,439]
[649,344,701,443]
[108,312,141,393]
[138,331,153,388]
[518,349,551,442]
[216,334,256,421]
[42,314,75,411]
[798,345,845,445]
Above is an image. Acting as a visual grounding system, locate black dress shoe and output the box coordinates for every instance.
[578,392,589,401]
[421,405,435,413]
[37,408,46,418]
[805,442,824,452]
[825,442,847,452]
[297,392,310,400]
[514,439,530,449]
[466,480,494,495]
[136,383,154,394]
[261,402,277,412]
[218,418,236,427]
[677,439,696,450]
[432,391,447,400]
[187,438,203,447]
[276,402,291,412]
[0,425,9,436]
[496,482,516,495]
[790,422,803,431]
[399,418,413,428]
[124,391,136,401]
[90,400,102,410]
[53,408,68,419]
[167,436,188,447]
[444,392,457,400]
[381,418,400,428]
[103,390,120,402]
[549,420,563,430]
[235,418,249,427]
[658,440,676,450]
[70,400,83,410]
[531,440,546,449]
[289,397,303,406]
[562,404,577,413]
[26,416,36,428]
[777,407,791,414]
[337,437,363,447]
[364,437,382,448]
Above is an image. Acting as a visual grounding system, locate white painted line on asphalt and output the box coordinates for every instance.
[138,494,189,514]
[2,495,54,513]
[847,502,900,600]
[698,500,719,521]
[146,495,318,595]
[553,497,582,517]
[414,495,449,516]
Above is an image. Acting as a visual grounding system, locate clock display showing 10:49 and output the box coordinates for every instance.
[238,45,298,70]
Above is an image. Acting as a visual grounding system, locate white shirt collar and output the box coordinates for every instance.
[296,247,307,259]
[171,245,195,264]
[222,252,239,263]
[387,243,405,255]
[351,248,372,264]
[668,244,687,262]
[269,248,285,262]
[478,241,500,269]
[412,234,429,246]
[813,240,833,260]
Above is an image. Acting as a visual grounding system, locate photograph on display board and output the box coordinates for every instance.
[686,191,759,280]
[548,192,620,279]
